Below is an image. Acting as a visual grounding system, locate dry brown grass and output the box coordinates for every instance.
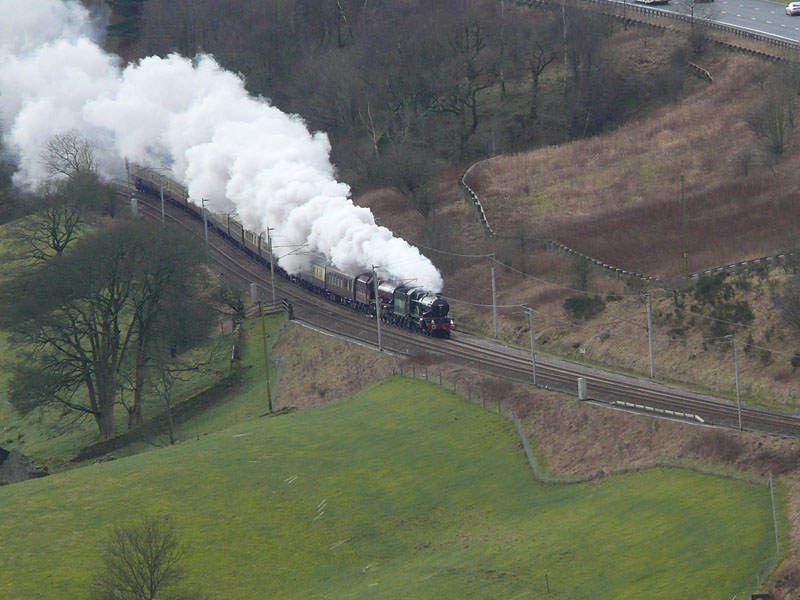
[272,322,394,409]
[772,557,800,599]
[472,48,800,278]
[353,29,800,411]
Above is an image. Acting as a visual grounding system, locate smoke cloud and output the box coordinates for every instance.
[0,0,443,291]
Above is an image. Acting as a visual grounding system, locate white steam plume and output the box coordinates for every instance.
[0,0,444,291]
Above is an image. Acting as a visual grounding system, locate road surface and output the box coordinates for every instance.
[660,0,800,42]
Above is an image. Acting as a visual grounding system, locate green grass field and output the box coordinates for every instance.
[0,377,778,599]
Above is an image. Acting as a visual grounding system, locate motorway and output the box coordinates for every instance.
[658,0,800,42]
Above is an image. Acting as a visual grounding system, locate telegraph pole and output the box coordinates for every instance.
[372,265,383,352]
[681,175,688,276]
[159,178,165,224]
[522,304,537,386]
[267,228,275,306]
[259,291,273,412]
[201,198,209,262]
[645,293,655,379]
[728,334,742,431]
[490,253,498,339]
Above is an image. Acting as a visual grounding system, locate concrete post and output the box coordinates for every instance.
[201,198,209,262]
[523,304,537,386]
[490,253,498,339]
[268,228,275,306]
[645,293,655,379]
[578,377,588,400]
[372,265,382,352]
[729,334,742,431]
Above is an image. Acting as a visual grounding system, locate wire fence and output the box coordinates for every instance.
[392,361,781,597]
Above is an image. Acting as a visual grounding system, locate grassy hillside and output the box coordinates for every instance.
[470,49,799,279]
[0,378,778,599]
[0,313,292,464]
[358,47,800,411]
[0,213,304,463]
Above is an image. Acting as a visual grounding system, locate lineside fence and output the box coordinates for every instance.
[393,362,780,595]
[394,360,552,482]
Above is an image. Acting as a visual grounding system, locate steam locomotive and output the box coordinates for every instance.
[129,164,455,337]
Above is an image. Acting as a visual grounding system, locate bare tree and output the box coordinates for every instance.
[749,86,798,157]
[0,123,16,224]
[92,515,205,600]
[8,181,84,263]
[4,222,212,440]
[40,130,96,179]
[506,10,559,121]
[214,281,247,331]
[671,0,719,52]
[5,169,118,270]
[148,345,217,446]
[372,143,441,217]
[122,227,215,429]
[431,3,500,157]
[3,132,105,262]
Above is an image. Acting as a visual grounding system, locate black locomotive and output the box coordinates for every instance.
[129,164,455,337]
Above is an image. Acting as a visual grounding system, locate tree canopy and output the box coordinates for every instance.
[3,220,215,440]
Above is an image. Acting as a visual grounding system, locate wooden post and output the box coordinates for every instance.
[770,471,780,557]
[490,253,498,339]
[259,299,272,413]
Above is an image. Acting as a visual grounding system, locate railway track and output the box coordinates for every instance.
[125,187,800,439]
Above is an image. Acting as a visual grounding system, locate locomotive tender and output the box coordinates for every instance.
[129,164,455,337]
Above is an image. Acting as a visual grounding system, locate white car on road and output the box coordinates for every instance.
[787,2,800,15]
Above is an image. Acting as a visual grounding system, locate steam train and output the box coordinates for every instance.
[129,164,455,337]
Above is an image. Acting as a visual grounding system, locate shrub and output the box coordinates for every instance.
[708,300,754,338]
[772,557,800,596]
[563,295,606,321]
[684,430,743,463]
[791,350,800,372]
[692,273,728,306]
[754,447,800,475]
